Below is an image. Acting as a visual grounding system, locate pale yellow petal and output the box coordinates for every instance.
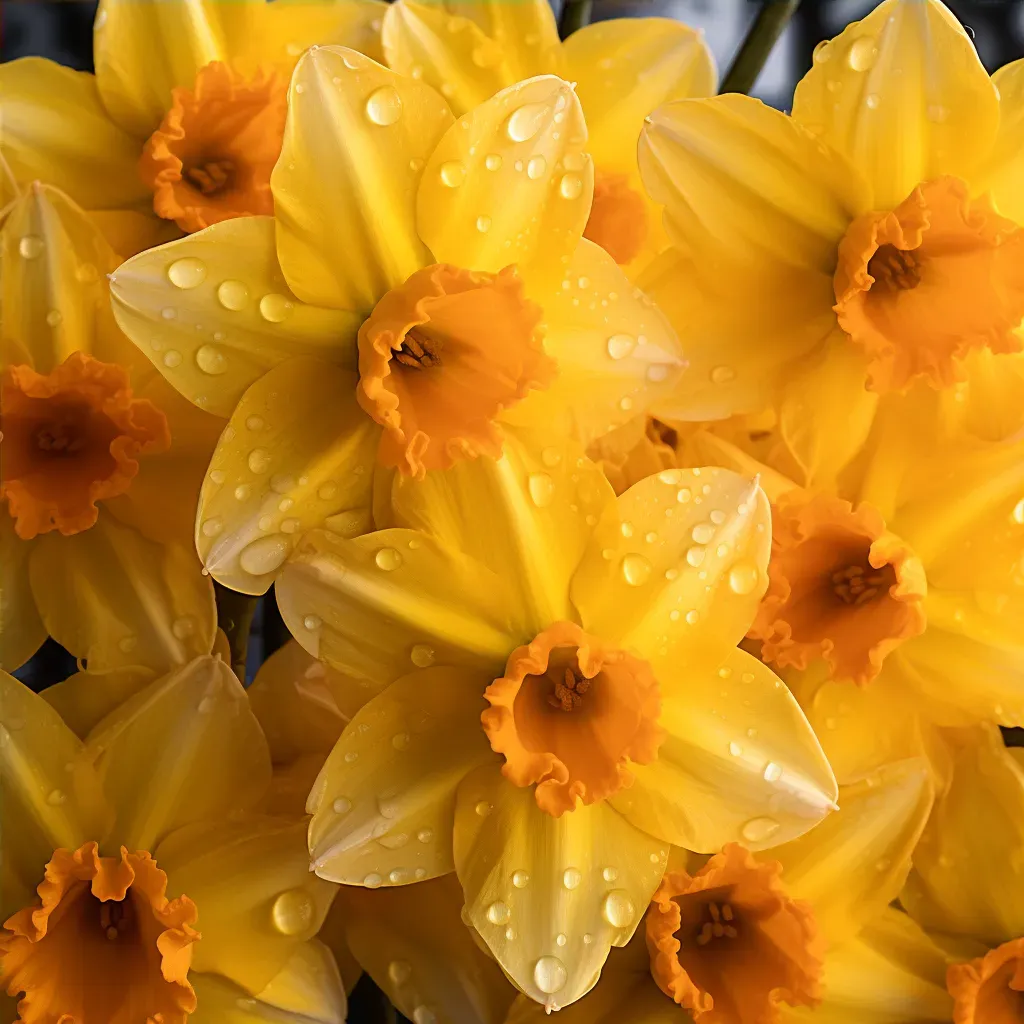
[416,76,593,286]
[82,655,271,850]
[940,349,1024,444]
[564,18,716,177]
[448,0,562,81]
[196,358,378,594]
[985,58,1024,226]
[673,430,799,505]
[108,216,361,417]
[41,666,154,740]
[0,518,44,672]
[156,817,336,994]
[337,874,515,1024]
[0,58,148,209]
[87,208,180,260]
[272,46,452,309]
[381,427,615,632]
[307,667,492,883]
[277,528,519,684]
[791,0,999,210]
[29,513,215,676]
[455,763,667,1010]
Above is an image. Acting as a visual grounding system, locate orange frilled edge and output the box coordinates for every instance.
[947,937,1024,1024]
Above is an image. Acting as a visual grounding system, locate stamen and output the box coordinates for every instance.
[831,564,889,605]
[35,422,85,453]
[393,330,443,369]
[694,902,739,946]
[867,243,921,290]
[547,666,591,711]
[185,159,235,196]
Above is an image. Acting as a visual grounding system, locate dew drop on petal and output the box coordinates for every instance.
[162,349,183,368]
[332,797,351,814]
[248,448,271,473]
[363,873,383,888]
[512,870,530,888]
[622,553,651,586]
[168,257,207,289]
[728,561,760,595]
[606,333,634,360]
[528,473,554,507]
[485,154,502,171]
[476,215,492,233]
[601,889,636,928]
[201,517,223,538]
[602,866,618,882]
[439,161,467,187]
[217,280,250,310]
[303,615,322,631]
[486,901,511,925]
[562,867,581,890]
[533,956,567,995]
[506,102,549,142]
[475,801,491,817]
[710,365,735,384]
[527,155,547,179]
[412,1008,436,1024]
[846,36,877,71]
[559,174,583,199]
[763,762,783,783]
[239,534,291,575]
[410,643,435,668]
[691,523,715,545]
[812,39,833,63]
[388,960,412,985]
[271,888,315,935]
[259,293,294,322]
[195,344,227,375]
[375,547,403,571]
[741,816,781,843]
[246,415,265,431]
[365,85,403,125]
[19,235,44,259]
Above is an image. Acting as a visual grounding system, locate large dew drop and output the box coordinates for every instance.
[270,888,315,935]
[168,257,207,289]
[601,889,636,928]
[217,280,249,311]
[532,956,567,995]
[195,344,227,375]
[365,85,403,126]
[740,816,781,843]
[375,547,403,571]
[506,102,550,142]
[621,553,652,587]
[239,534,291,575]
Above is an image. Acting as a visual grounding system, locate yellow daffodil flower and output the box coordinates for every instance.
[109,51,686,597]
[902,727,1024,1024]
[0,657,346,1024]
[271,428,836,1007]
[639,0,1024,455]
[0,181,220,674]
[0,0,385,258]
[381,0,716,275]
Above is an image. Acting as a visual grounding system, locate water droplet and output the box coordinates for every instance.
[685,609,699,625]
[622,553,652,586]
[303,615,322,631]
[168,257,207,289]
[846,36,877,71]
[527,155,547,179]
[602,889,636,928]
[375,547,403,571]
[533,955,567,995]
[259,293,294,323]
[46,309,63,327]
[646,363,670,383]
[506,102,549,142]
[602,866,618,882]
[439,161,467,187]
[388,960,412,986]
[475,215,492,233]
[344,751,358,763]
[528,472,554,507]
[741,816,781,843]
[812,39,833,63]
[239,534,291,575]
[245,415,265,431]
[209,470,225,485]
[195,344,227,375]
[270,473,295,495]
[412,1007,436,1024]
[271,888,314,935]
[487,901,511,925]
[118,636,137,653]
[512,870,530,888]
[1011,498,1024,525]
[417,828,433,843]
[392,732,410,750]
[710,365,735,384]
[865,93,880,110]
[764,762,782,783]
[364,873,383,888]
[201,517,223,539]
[318,481,338,501]
[46,789,67,806]
[162,350,183,368]
[475,800,491,817]
[728,561,759,595]
[248,448,271,473]
[606,333,635,360]
[410,643,435,668]
[559,174,583,200]
[19,235,44,259]
[217,280,249,310]
[729,740,743,757]
[686,546,706,567]
[677,488,692,503]
[332,797,351,814]
[484,153,502,171]
[366,85,403,126]
[563,867,581,890]
[234,484,251,501]
[692,524,715,546]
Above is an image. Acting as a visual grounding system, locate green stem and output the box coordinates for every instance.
[719,0,802,96]
[214,583,259,683]
[558,0,592,40]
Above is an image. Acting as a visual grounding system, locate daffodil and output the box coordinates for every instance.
[0,180,219,674]
[0,0,385,258]
[270,427,836,1007]
[380,0,716,274]
[0,656,347,1024]
[639,0,1024,460]
[109,52,686,597]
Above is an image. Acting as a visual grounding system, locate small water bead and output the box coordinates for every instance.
[486,901,511,925]
[392,732,410,751]
[439,161,467,187]
[410,643,436,668]
[209,469,226,485]
[533,956,567,995]
[602,890,636,928]
[19,235,44,259]
[118,636,137,653]
[259,293,294,323]
[677,488,692,503]
[646,363,670,383]
[475,800,491,817]
[865,93,880,110]
[764,762,783,783]
[602,866,618,882]
[161,350,183,368]
[217,280,249,310]
[691,523,715,546]
[366,85,403,126]
[389,868,410,884]
[528,473,554,507]
[710,365,736,384]
[605,333,635,360]
[375,547,403,571]
[669,609,681,622]
[46,310,63,327]
[318,481,339,501]
[562,867,582,890]
[710,510,726,525]
[622,553,652,587]
[234,484,251,501]
[344,751,358,763]
[195,344,227,375]
[686,546,706,567]
[559,174,583,200]
[248,448,271,473]
[239,534,291,575]
[332,797,352,814]
[541,447,562,468]
[527,155,547,179]
[412,1008,437,1024]
[512,870,530,888]
[364,873,383,888]
[417,828,433,843]
[846,36,878,71]
[812,39,833,64]
[728,561,760,595]
[271,888,315,935]
[303,615,322,631]
[201,517,223,538]
[621,522,634,538]
[168,257,207,289]
[741,816,781,843]
[76,262,99,283]
[685,609,699,625]
[46,789,68,807]
[484,154,502,171]
[506,102,549,142]
[388,960,412,986]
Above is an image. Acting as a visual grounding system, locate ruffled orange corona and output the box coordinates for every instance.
[139,61,287,233]
[749,492,926,686]
[947,937,1024,1024]
[481,621,663,817]
[0,842,199,1024]
[645,843,823,1023]
[583,171,650,266]
[1,352,170,539]
[357,263,554,478]
[834,176,1024,393]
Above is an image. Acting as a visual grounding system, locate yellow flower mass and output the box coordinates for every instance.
[1,1,1023,1022]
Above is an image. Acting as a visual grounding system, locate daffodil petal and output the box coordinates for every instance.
[791,0,999,210]
[337,874,516,1024]
[277,528,519,684]
[307,668,492,885]
[381,427,615,632]
[416,76,593,286]
[156,816,336,994]
[87,208,180,260]
[0,519,44,672]
[41,666,154,740]
[450,0,563,81]
[197,358,378,595]
[610,647,837,854]
[454,763,667,1010]
[273,46,452,310]
[570,467,771,669]
[0,58,149,210]
[83,655,271,850]
[564,18,716,177]
[985,58,1024,226]
[109,216,360,417]
[382,0,508,117]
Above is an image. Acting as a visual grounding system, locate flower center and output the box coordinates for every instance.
[481,621,663,817]
[1,353,170,540]
[139,61,287,234]
[0,842,199,1024]
[646,844,823,1022]
[834,176,1024,392]
[948,937,1024,1024]
[583,169,650,266]
[748,492,926,686]
[356,263,554,479]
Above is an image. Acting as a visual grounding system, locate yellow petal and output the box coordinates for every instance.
[382,0,509,117]
[41,666,154,740]
[0,58,148,209]
[984,58,1024,226]
[29,513,216,676]
[197,358,378,595]
[674,430,799,505]
[93,0,263,138]
[639,94,869,270]
[940,349,1024,444]
[611,647,837,854]
[336,874,516,1024]
[307,667,492,883]
[564,18,716,177]
[416,76,593,287]
[382,427,615,632]
[83,656,271,850]
[109,216,360,417]
[791,0,999,210]
[772,757,933,947]
[454,762,667,1010]
[0,518,45,672]
[449,0,563,82]
[570,467,771,671]
[156,816,336,993]
[87,208,180,260]
[902,727,1024,945]
[273,46,453,309]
